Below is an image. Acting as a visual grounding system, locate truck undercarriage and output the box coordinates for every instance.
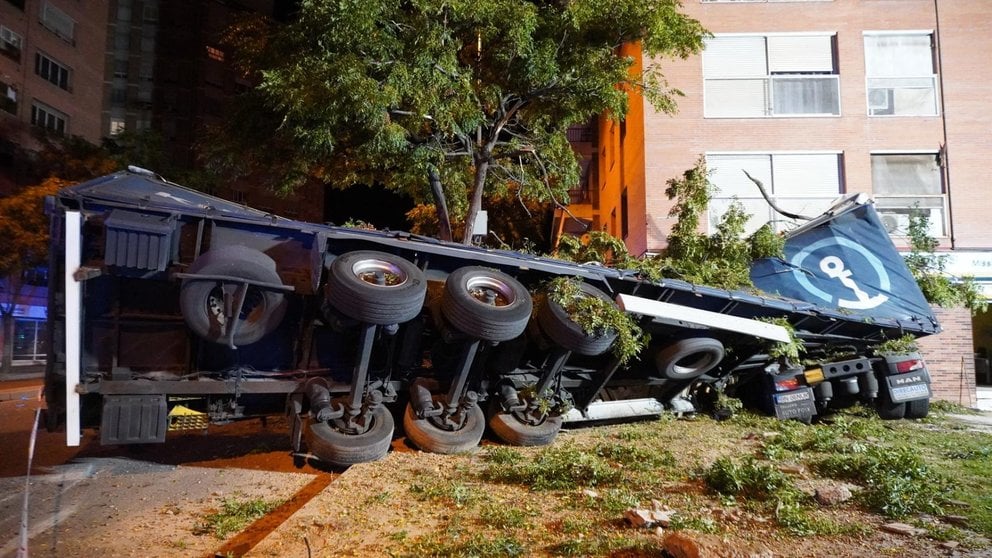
[44,169,940,466]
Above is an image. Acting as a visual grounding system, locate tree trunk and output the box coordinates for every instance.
[428,167,453,242]
[461,157,490,245]
[1,311,14,375]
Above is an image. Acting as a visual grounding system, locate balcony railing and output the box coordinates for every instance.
[705,75,840,117]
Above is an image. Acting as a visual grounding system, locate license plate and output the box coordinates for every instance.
[775,391,811,404]
[772,387,816,420]
[886,372,931,403]
[889,382,931,403]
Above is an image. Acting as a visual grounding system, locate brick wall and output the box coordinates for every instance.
[917,306,976,407]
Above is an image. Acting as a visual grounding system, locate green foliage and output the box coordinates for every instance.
[483,443,621,490]
[873,334,920,356]
[815,445,949,518]
[403,532,528,557]
[207,1,708,242]
[592,441,676,472]
[661,157,785,289]
[479,504,531,529]
[905,207,987,315]
[759,318,805,361]
[545,277,647,364]
[702,456,795,502]
[194,496,280,539]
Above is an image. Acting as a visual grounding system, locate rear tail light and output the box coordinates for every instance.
[895,358,925,374]
[774,377,802,392]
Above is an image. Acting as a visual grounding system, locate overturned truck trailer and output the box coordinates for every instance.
[44,168,940,466]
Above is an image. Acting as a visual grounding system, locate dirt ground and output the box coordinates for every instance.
[2,387,991,558]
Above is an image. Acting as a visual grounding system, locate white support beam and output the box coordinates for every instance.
[615,293,791,343]
[64,210,81,447]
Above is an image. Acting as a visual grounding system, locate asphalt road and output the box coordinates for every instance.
[0,382,336,557]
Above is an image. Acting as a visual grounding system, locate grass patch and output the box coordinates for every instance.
[402,532,527,557]
[482,443,621,490]
[815,445,949,518]
[194,495,280,539]
[479,504,532,529]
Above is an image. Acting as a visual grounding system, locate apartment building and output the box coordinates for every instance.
[633,0,991,404]
[0,0,110,159]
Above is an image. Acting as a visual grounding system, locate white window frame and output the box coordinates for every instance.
[870,150,945,237]
[31,100,68,135]
[703,32,840,118]
[706,151,844,234]
[863,31,939,117]
[40,1,76,43]
[35,52,71,90]
[1,25,23,55]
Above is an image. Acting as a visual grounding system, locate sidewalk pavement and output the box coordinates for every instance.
[0,378,43,402]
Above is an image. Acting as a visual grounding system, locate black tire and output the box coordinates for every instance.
[538,282,617,356]
[488,408,563,446]
[305,406,395,467]
[656,337,725,380]
[326,251,427,325]
[180,246,288,346]
[876,386,907,420]
[403,399,485,454]
[905,397,930,419]
[441,267,532,342]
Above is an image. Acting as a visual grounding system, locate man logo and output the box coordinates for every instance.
[790,237,890,310]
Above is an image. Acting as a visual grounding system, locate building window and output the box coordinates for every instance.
[871,153,944,236]
[206,46,225,62]
[864,33,938,117]
[707,152,843,234]
[31,101,67,135]
[704,34,839,118]
[114,59,129,78]
[13,319,47,363]
[620,188,629,239]
[35,53,71,90]
[111,87,127,103]
[1,81,16,114]
[109,117,126,136]
[40,1,75,43]
[1,25,23,62]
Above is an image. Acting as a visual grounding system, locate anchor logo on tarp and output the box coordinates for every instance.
[790,238,890,310]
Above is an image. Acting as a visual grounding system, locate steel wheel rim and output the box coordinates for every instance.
[465,276,515,307]
[352,259,407,287]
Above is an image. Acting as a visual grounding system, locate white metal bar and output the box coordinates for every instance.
[562,398,665,423]
[64,210,81,447]
[615,293,792,343]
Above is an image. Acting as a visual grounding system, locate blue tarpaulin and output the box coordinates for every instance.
[751,197,937,326]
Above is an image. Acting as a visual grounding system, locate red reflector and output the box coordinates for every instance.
[895,359,924,373]
[775,377,801,391]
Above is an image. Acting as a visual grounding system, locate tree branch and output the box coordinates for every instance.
[743,169,815,221]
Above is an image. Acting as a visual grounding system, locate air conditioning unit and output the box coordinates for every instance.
[880,211,909,234]
[868,88,893,114]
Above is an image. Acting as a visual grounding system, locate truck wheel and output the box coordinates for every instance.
[326,251,427,325]
[180,246,287,346]
[876,387,906,420]
[441,267,532,342]
[538,282,617,356]
[305,406,394,467]
[905,397,930,419]
[488,408,563,447]
[656,337,725,380]
[403,399,485,454]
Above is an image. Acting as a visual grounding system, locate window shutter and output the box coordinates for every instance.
[865,34,933,77]
[703,36,767,78]
[767,35,834,73]
[707,154,772,197]
[772,154,840,196]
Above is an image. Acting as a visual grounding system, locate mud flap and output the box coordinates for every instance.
[100,395,168,445]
